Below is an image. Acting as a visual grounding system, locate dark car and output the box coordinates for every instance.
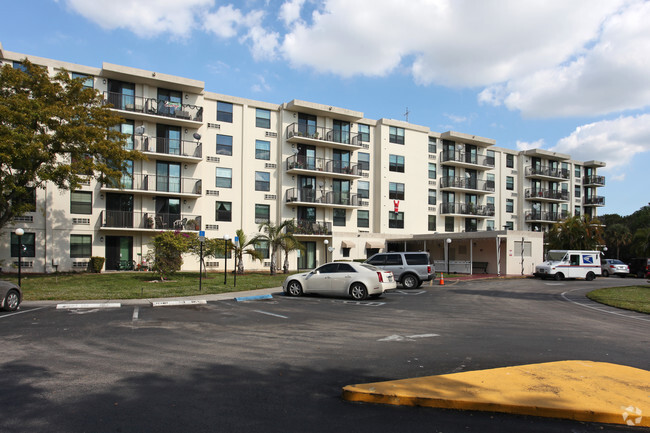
[628,258,650,278]
[1,280,23,311]
[365,252,435,289]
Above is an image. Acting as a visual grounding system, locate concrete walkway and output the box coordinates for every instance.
[343,360,650,427]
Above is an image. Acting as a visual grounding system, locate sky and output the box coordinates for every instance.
[2,0,649,217]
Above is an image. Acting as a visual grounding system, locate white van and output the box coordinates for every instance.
[534,250,602,281]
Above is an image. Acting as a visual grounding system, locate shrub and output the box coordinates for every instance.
[88,257,105,273]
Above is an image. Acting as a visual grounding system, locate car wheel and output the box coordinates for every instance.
[349,283,368,300]
[3,289,20,311]
[286,280,303,297]
[402,274,419,289]
[586,272,595,281]
[554,272,564,281]
[602,270,609,277]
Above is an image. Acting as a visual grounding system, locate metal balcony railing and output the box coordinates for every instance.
[583,175,606,186]
[440,150,495,168]
[104,91,203,122]
[439,176,495,192]
[285,187,360,206]
[285,155,362,176]
[285,123,363,147]
[524,211,568,222]
[584,196,606,206]
[134,135,202,158]
[525,188,569,201]
[104,174,202,195]
[440,202,495,216]
[525,165,570,179]
[100,210,202,230]
[290,219,332,236]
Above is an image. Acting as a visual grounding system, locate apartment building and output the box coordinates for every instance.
[0,45,605,275]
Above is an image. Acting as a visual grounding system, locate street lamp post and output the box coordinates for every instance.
[15,228,24,287]
[223,235,230,285]
[323,239,329,264]
[446,238,452,274]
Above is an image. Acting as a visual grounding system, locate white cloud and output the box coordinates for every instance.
[444,113,467,124]
[279,0,306,27]
[203,5,245,38]
[516,139,545,151]
[551,114,650,172]
[64,0,214,39]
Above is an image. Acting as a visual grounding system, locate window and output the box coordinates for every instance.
[389,126,405,144]
[574,165,581,177]
[156,161,180,193]
[486,150,495,166]
[389,211,404,229]
[11,232,35,257]
[428,163,437,180]
[506,154,514,168]
[70,235,92,258]
[13,187,36,212]
[486,173,495,190]
[111,120,134,150]
[334,209,346,226]
[358,152,370,171]
[255,204,270,223]
[155,124,180,155]
[428,137,437,153]
[358,124,370,142]
[575,206,581,216]
[216,134,233,156]
[13,61,28,72]
[357,181,369,199]
[357,210,369,228]
[217,101,233,123]
[255,171,270,191]
[505,221,514,230]
[216,167,232,188]
[506,176,514,190]
[72,73,94,89]
[574,185,581,198]
[255,240,269,259]
[157,88,182,116]
[389,155,405,172]
[70,191,92,214]
[428,189,437,205]
[215,201,232,221]
[342,248,350,258]
[389,182,405,200]
[255,140,270,160]
[121,160,134,190]
[486,220,495,231]
[445,216,454,232]
[506,199,514,213]
[256,108,271,128]
[428,215,436,231]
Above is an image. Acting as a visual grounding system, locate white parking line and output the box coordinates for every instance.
[253,310,288,319]
[561,289,650,323]
[132,306,140,321]
[0,306,47,318]
[56,303,121,309]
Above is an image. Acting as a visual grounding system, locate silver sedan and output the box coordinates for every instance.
[1,280,23,311]
[283,262,396,300]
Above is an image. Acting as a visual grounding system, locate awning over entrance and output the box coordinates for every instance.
[365,240,384,249]
[341,240,355,248]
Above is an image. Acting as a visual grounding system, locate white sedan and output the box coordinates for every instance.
[283,262,396,300]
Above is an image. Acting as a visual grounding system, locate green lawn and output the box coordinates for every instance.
[3,271,293,301]
[587,285,650,314]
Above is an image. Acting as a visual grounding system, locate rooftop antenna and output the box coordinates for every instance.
[404,107,410,122]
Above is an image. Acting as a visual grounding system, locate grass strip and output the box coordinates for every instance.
[587,285,650,314]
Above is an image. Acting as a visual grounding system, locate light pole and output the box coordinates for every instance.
[15,228,24,287]
[446,238,452,274]
[223,235,230,285]
[323,239,329,264]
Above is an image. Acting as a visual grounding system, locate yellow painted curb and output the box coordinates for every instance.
[342,360,650,427]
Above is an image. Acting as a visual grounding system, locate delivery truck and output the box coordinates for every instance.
[534,250,601,281]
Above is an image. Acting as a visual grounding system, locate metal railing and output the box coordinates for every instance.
[134,135,202,158]
[104,91,203,122]
[525,165,570,179]
[440,202,495,216]
[104,174,202,195]
[290,219,332,236]
[583,175,606,186]
[439,176,495,192]
[584,196,606,206]
[285,187,360,206]
[100,211,202,230]
[524,188,569,201]
[285,155,362,176]
[440,150,495,167]
[285,123,363,147]
[524,211,568,222]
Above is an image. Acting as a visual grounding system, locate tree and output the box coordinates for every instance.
[232,229,264,274]
[280,222,304,273]
[0,59,141,229]
[604,223,631,259]
[631,227,650,257]
[251,220,299,275]
[147,231,194,279]
[547,215,604,250]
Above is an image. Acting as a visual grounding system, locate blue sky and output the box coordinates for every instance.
[2,0,649,216]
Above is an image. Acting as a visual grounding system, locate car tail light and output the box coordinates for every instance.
[427,265,431,273]
[377,272,384,283]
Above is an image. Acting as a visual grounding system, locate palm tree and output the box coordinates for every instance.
[605,223,631,259]
[232,229,264,274]
[547,215,604,250]
[251,220,299,275]
[280,224,304,273]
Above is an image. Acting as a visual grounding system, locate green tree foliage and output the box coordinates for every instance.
[0,59,142,229]
[601,204,650,261]
[251,220,300,275]
[232,229,263,274]
[281,221,304,273]
[547,215,604,250]
[148,231,194,279]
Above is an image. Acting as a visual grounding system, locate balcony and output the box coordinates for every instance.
[285,155,363,179]
[99,210,202,231]
[440,202,495,217]
[290,219,332,237]
[524,188,569,202]
[584,196,606,206]
[104,91,203,125]
[101,174,202,197]
[285,187,361,208]
[439,176,495,193]
[583,175,606,186]
[525,210,568,222]
[285,123,364,151]
[525,165,570,180]
[440,150,495,170]
[134,135,202,162]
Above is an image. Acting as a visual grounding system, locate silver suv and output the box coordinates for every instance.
[365,252,435,289]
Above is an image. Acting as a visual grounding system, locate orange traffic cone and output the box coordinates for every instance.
[439,272,445,285]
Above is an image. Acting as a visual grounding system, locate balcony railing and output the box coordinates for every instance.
[134,135,202,159]
[100,210,201,230]
[285,187,360,206]
[285,155,362,176]
[440,202,495,216]
[525,165,570,179]
[584,196,606,206]
[524,188,569,201]
[439,176,495,192]
[290,219,332,236]
[104,174,202,195]
[525,211,568,222]
[104,91,203,122]
[440,150,495,168]
[583,175,606,186]
[285,123,363,147]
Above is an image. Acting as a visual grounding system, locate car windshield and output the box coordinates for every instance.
[547,251,567,261]
[609,260,625,265]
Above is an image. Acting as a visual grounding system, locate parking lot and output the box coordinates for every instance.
[1,277,648,432]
